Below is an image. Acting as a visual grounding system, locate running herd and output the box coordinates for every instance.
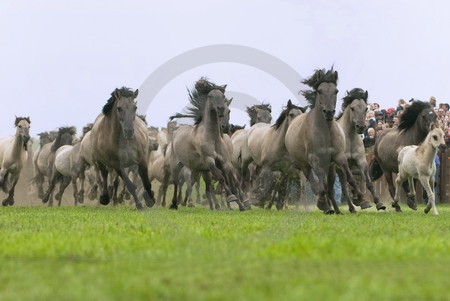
[0,68,445,215]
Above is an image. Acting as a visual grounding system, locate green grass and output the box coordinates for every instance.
[0,205,449,301]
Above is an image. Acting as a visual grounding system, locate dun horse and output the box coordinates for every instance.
[170,78,245,210]
[336,88,386,210]
[372,100,436,210]
[90,87,155,210]
[285,68,365,214]
[0,117,31,206]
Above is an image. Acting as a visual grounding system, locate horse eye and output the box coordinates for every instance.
[433,135,438,140]
[351,107,354,111]
[117,107,122,112]
[335,89,339,94]
[18,125,22,128]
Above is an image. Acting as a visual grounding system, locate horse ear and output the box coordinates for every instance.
[430,122,437,130]
[114,88,121,99]
[221,84,227,90]
[346,90,349,96]
[334,71,339,81]
[228,97,233,105]
[287,99,293,107]
[300,106,308,113]
[134,89,139,98]
[365,91,368,100]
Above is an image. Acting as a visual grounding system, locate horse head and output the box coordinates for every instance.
[343,88,368,134]
[207,89,229,131]
[302,68,339,121]
[14,116,31,145]
[114,88,139,140]
[419,106,437,134]
[429,123,447,153]
[255,105,272,124]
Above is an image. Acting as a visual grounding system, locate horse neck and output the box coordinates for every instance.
[202,106,222,139]
[104,106,123,141]
[402,120,427,144]
[12,130,26,156]
[339,108,355,135]
[417,136,438,163]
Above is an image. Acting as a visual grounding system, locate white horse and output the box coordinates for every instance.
[0,117,31,206]
[393,126,447,215]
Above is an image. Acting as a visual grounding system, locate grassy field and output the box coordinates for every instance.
[0,204,449,301]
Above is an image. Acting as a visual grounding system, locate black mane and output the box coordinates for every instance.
[398,100,433,131]
[273,100,305,130]
[172,77,226,125]
[341,88,368,110]
[246,103,271,126]
[300,67,338,108]
[14,116,31,126]
[51,126,76,152]
[102,87,136,115]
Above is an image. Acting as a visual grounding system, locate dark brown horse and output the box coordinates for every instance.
[90,87,155,210]
[372,100,437,211]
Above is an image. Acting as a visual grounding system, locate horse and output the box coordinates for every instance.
[170,78,245,211]
[336,88,386,210]
[42,124,93,205]
[393,125,446,215]
[231,104,273,193]
[0,117,31,206]
[285,68,365,214]
[34,126,76,205]
[372,100,437,210]
[90,87,155,210]
[247,100,306,209]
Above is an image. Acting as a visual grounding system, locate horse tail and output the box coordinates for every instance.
[237,151,242,164]
[369,158,383,181]
[0,172,9,193]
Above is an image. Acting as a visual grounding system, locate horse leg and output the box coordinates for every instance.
[202,172,215,210]
[3,178,19,206]
[393,173,405,213]
[34,172,45,199]
[183,170,194,207]
[403,180,417,210]
[423,176,438,215]
[55,176,71,206]
[384,171,396,200]
[307,156,333,214]
[117,168,143,210]
[137,163,155,208]
[327,166,343,214]
[98,165,110,206]
[169,163,182,210]
[43,171,61,205]
[360,159,386,210]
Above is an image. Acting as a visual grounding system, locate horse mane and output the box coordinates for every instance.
[342,88,368,109]
[246,103,271,125]
[81,123,93,139]
[336,88,368,120]
[273,100,304,130]
[51,126,76,152]
[102,87,136,115]
[137,114,147,125]
[14,116,31,126]
[38,132,50,139]
[398,100,432,131]
[172,77,226,125]
[300,67,338,108]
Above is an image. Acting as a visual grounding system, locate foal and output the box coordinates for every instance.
[393,125,446,215]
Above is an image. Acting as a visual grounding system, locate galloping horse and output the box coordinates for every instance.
[34,126,76,205]
[285,68,365,214]
[336,88,386,210]
[170,78,245,210]
[247,100,305,208]
[90,87,155,210]
[372,100,436,210]
[0,117,31,206]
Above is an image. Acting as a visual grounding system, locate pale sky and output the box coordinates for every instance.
[1,0,449,137]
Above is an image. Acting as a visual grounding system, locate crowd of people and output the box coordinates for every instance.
[362,96,450,148]
[361,96,449,204]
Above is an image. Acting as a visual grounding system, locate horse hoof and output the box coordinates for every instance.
[214,205,221,211]
[2,199,8,206]
[55,194,62,201]
[143,192,155,208]
[99,195,110,205]
[8,199,14,206]
[359,201,372,210]
[376,203,386,211]
[42,197,49,204]
[188,203,195,208]
[77,195,84,204]
[317,201,331,212]
[135,203,144,211]
[407,198,417,210]
[324,209,335,215]
[169,204,178,210]
[424,207,430,214]
[349,209,357,214]
[226,194,238,203]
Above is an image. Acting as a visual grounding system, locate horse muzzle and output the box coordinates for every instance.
[323,110,335,121]
[355,124,365,134]
[123,129,135,140]
[438,144,447,153]
[23,135,30,144]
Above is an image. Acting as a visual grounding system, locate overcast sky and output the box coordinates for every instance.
[1,0,449,137]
